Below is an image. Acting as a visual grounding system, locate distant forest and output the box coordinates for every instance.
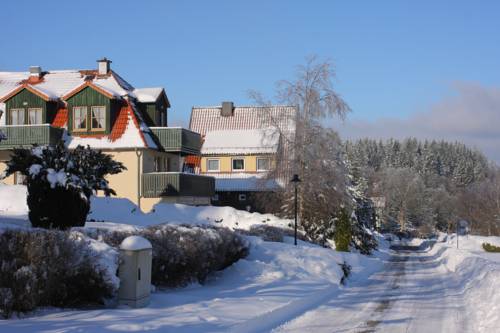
[344,138,499,236]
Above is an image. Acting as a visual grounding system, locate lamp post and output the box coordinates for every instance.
[291,174,301,246]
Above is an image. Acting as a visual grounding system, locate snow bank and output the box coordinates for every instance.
[88,196,293,231]
[0,184,28,216]
[427,234,500,333]
[0,186,292,232]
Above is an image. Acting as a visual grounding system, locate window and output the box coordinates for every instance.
[154,156,168,172]
[232,158,245,171]
[73,106,87,131]
[28,108,43,125]
[207,159,220,172]
[9,108,25,125]
[257,158,270,171]
[238,193,247,201]
[91,106,106,130]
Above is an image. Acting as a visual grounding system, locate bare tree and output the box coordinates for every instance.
[459,167,500,236]
[249,56,353,244]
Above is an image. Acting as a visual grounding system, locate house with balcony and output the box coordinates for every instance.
[189,102,296,212]
[0,58,214,212]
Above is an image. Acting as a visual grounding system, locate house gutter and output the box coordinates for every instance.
[135,148,143,210]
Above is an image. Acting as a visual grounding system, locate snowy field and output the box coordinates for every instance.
[1,184,500,332]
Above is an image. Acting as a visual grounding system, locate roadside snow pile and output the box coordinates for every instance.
[88,196,293,231]
[430,234,500,333]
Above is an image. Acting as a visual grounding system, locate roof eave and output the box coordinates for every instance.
[0,84,53,103]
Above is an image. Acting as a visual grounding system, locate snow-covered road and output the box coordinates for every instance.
[275,242,470,332]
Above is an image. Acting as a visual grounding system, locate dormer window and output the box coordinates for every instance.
[91,106,106,130]
[28,108,43,125]
[73,106,87,131]
[9,108,25,125]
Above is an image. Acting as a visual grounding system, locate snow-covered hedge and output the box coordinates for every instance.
[85,224,249,287]
[0,229,119,318]
[235,224,308,243]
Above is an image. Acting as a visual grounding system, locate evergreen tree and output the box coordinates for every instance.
[333,208,351,252]
[4,143,125,229]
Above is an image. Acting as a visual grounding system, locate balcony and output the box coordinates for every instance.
[149,127,202,155]
[141,172,215,198]
[0,125,64,150]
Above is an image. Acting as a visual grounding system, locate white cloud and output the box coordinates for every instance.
[335,82,500,163]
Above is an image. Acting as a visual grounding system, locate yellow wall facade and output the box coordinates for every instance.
[200,155,273,173]
[0,147,210,213]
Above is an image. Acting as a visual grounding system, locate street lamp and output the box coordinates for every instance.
[290,174,301,246]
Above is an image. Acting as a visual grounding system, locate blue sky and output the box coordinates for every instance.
[1,1,500,160]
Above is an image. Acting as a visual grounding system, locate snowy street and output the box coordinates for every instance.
[276,241,470,332]
[1,188,499,332]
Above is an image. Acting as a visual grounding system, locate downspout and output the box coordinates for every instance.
[135,148,143,210]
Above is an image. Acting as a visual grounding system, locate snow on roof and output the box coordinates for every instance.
[0,67,166,150]
[0,72,30,99]
[32,70,86,98]
[202,128,280,155]
[133,87,164,103]
[120,235,152,251]
[190,105,297,137]
[210,172,282,192]
[0,69,136,101]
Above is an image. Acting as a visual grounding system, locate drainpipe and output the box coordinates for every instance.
[135,148,143,210]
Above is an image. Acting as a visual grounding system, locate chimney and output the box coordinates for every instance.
[29,66,42,78]
[221,101,234,117]
[97,57,112,75]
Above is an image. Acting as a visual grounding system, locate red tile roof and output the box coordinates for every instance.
[51,107,68,128]
[109,103,130,142]
[49,100,148,145]
[185,155,201,166]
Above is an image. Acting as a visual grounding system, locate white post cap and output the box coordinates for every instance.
[120,236,152,251]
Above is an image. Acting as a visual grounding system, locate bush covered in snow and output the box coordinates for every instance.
[0,229,118,318]
[85,224,249,288]
[235,224,308,243]
[3,143,125,229]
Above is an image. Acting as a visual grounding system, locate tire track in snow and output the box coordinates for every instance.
[227,284,341,333]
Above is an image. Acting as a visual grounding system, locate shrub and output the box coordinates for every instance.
[334,208,352,252]
[236,225,309,243]
[0,229,118,318]
[482,242,500,252]
[3,143,125,229]
[85,224,249,288]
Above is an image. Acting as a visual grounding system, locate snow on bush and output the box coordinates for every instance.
[0,229,119,318]
[3,143,125,229]
[236,224,308,243]
[84,224,249,288]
